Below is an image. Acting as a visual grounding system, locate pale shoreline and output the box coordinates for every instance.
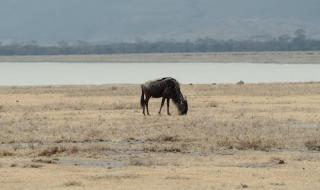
[0,51,320,63]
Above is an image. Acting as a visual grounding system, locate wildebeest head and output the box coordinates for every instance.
[177,97,188,115]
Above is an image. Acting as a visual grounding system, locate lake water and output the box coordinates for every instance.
[0,62,320,86]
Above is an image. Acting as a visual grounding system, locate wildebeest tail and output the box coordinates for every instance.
[140,85,145,107]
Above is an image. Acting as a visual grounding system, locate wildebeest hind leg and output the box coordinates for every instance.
[167,98,171,115]
[142,104,146,116]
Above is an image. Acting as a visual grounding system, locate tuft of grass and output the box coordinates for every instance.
[305,139,320,151]
[207,102,218,108]
[143,144,182,153]
[0,150,15,157]
[63,181,82,187]
[146,135,180,142]
[38,146,66,157]
[216,137,234,150]
[90,174,140,180]
[68,146,79,154]
[111,102,137,110]
[32,158,58,164]
[216,136,279,151]
[165,176,190,180]
[129,158,155,167]
[236,138,277,151]
[10,163,18,167]
[23,164,43,168]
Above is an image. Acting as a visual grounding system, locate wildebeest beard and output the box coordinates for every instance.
[172,94,188,115]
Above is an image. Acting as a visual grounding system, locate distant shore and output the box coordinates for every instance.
[0,51,320,63]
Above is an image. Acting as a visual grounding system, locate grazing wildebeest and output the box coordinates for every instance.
[140,77,188,115]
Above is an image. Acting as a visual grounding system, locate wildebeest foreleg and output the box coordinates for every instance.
[142,105,146,116]
[158,97,165,114]
[141,88,146,115]
[145,96,151,115]
[167,98,171,115]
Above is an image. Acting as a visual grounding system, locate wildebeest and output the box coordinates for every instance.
[140,77,188,115]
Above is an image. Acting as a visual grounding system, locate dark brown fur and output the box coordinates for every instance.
[140,77,188,115]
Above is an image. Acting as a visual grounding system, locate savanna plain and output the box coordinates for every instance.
[1,82,320,190]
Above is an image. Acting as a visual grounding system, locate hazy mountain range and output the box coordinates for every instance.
[0,0,319,44]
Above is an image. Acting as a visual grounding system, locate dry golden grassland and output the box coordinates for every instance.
[0,83,320,189]
[0,51,320,63]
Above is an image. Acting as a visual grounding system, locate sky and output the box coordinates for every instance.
[0,0,319,43]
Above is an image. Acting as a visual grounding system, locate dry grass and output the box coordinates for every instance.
[0,83,320,189]
[63,181,82,187]
[0,150,15,157]
[38,146,67,157]
[1,83,320,154]
[305,139,320,151]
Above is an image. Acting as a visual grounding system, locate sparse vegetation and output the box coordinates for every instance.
[1,83,320,154]
[1,83,320,189]
[305,139,320,151]
[38,146,67,157]
[0,150,15,157]
[63,181,82,187]
[32,158,58,164]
